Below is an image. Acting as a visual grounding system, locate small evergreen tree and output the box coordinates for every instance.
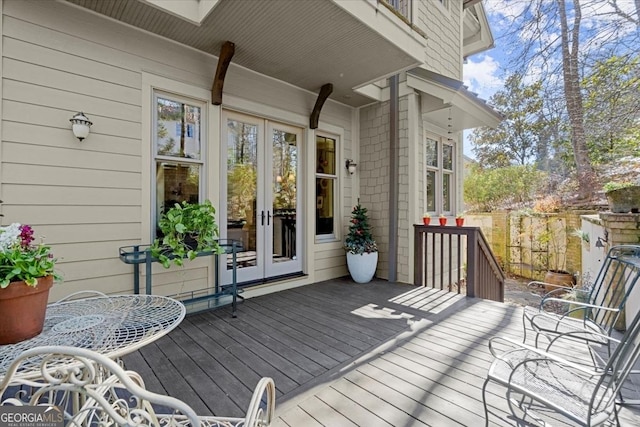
[344,204,378,254]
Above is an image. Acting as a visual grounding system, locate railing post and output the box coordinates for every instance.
[467,229,478,298]
[414,226,423,286]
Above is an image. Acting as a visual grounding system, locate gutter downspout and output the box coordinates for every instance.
[389,75,399,282]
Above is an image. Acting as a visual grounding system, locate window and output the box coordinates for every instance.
[315,135,337,238]
[386,0,411,21]
[424,134,454,215]
[154,93,205,234]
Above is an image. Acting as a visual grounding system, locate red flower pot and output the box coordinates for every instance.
[439,217,447,226]
[455,218,464,227]
[422,217,431,225]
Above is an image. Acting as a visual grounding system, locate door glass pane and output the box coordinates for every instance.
[226,119,258,269]
[272,130,297,262]
[156,163,200,235]
[156,97,201,159]
[443,173,451,212]
[426,171,436,212]
[426,137,438,167]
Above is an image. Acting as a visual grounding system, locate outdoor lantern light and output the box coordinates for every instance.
[70,112,92,141]
[345,159,357,175]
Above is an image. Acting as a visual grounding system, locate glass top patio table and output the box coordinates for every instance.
[0,294,186,380]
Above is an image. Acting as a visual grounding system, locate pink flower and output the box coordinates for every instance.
[19,224,34,248]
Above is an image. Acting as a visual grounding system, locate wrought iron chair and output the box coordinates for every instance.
[0,346,275,427]
[483,303,640,426]
[522,245,640,361]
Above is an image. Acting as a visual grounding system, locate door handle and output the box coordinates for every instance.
[267,211,271,226]
[261,210,265,226]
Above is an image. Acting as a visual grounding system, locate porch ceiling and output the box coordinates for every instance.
[64,0,425,107]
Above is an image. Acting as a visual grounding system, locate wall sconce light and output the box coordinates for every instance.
[595,230,609,248]
[70,112,92,141]
[345,159,357,175]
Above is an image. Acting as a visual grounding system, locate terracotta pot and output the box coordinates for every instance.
[543,270,575,294]
[0,276,53,345]
[422,217,431,225]
[455,218,464,227]
[439,218,447,226]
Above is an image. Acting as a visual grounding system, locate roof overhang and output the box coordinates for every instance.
[407,68,502,131]
[463,2,494,59]
[65,0,426,107]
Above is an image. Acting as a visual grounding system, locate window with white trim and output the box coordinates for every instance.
[425,134,454,215]
[153,92,206,235]
[315,135,338,239]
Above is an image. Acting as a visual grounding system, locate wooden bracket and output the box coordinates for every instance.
[211,41,235,105]
[309,83,333,129]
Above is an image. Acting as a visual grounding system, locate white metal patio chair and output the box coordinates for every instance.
[0,345,275,427]
[522,245,640,360]
[483,303,640,426]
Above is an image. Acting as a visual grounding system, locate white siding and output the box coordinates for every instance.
[1,0,354,299]
[415,0,462,79]
[359,101,391,279]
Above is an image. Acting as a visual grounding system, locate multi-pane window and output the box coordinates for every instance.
[425,134,454,215]
[315,135,337,238]
[154,93,205,235]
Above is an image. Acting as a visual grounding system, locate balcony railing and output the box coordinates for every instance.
[414,225,505,302]
[384,0,411,22]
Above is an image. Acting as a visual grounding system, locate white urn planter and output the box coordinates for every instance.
[346,252,378,283]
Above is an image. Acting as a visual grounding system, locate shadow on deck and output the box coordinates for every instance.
[123,278,640,426]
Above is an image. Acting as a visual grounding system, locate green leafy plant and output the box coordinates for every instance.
[150,200,224,268]
[0,222,60,288]
[344,204,378,255]
[463,164,546,212]
[603,181,635,193]
[571,228,590,243]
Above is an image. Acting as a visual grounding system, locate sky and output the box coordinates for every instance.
[462,2,509,158]
[461,0,639,158]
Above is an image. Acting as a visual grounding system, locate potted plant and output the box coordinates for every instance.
[344,204,378,283]
[422,212,431,225]
[455,213,465,227]
[150,200,224,268]
[603,181,640,213]
[438,214,447,226]
[0,221,60,344]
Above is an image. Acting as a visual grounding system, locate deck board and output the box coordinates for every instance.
[122,278,640,426]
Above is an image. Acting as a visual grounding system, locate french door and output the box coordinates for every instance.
[221,111,303,285]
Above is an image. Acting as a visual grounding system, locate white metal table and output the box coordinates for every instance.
[0,294,185,380]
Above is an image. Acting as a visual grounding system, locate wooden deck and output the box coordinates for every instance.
[123,278,640,426]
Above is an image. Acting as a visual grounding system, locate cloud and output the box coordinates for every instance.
[463,55,503,100]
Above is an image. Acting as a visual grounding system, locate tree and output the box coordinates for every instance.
[344,204,377,254]
[582,55,640,164]
[463,164,547,212]
[493,0,639,200]
[557,0,599,199]
[469,74,547,168]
